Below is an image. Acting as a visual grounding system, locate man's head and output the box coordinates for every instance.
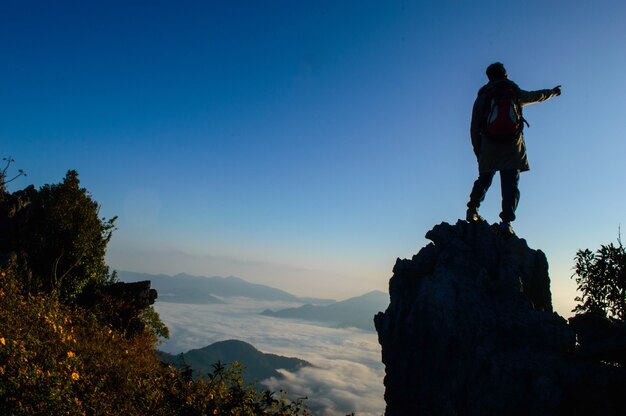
[486,62,507,81]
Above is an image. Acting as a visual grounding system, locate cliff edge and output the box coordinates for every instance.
[374,220,626,415]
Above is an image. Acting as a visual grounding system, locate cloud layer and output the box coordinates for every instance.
[156,299,385,415]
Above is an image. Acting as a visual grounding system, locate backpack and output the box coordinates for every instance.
[481,82,527,142]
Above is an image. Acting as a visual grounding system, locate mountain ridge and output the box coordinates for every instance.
[158,339,311,384]
[118,270,335,305]
[261,290,389,331]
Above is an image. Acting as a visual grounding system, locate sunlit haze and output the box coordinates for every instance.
[3,1,626,316]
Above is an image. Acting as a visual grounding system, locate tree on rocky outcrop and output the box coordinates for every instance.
[5,170,117,301]
[1,169,171,339]
[572,235,626,320]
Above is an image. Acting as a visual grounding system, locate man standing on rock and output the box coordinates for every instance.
[466,62,561,237]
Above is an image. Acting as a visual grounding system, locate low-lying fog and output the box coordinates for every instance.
[156,298,385,416]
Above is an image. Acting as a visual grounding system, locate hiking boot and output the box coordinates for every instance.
[466,208,485,223]
[499,221,515,239]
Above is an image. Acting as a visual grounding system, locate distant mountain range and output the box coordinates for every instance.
[118,271,388,331]
[158,340,310,383]
[261,290,389,331]
[118,271,335,305]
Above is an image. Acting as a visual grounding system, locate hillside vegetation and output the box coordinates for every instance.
[0,167,310,415]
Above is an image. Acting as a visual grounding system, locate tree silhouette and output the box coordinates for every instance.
[14,170,117,301]
[572,234,626,319]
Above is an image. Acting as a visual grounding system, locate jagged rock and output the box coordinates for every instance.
[0,185,36,218]
[100,281,158,310]
[0,185,37,247]
[374,220,626,416]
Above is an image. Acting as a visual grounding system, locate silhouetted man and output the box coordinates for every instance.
[466,62,561,237]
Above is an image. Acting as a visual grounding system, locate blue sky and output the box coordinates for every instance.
[2,0,626,316]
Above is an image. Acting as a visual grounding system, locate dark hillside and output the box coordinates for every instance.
[159,339,311,383]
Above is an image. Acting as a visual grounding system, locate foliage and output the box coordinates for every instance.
[3,169,167,340]
[572,235,626,319]
[0,266,310,415]
[12,170,117,301]
[140,306,171,340]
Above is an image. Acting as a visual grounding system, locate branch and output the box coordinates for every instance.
[1,156,26,185]
[2,170,27,185]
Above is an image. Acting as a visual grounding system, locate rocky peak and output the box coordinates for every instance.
[375,220,626,415]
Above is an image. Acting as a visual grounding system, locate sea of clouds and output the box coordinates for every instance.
[155,298,385,416]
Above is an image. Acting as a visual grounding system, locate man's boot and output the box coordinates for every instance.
[466,208,485,223]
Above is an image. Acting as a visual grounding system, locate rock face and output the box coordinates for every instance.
[374,221,626,416]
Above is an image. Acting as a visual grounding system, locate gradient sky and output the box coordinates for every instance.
[2,1,626,316]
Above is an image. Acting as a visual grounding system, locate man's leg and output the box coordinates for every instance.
[467,171,495,221]
[499,169,520,223]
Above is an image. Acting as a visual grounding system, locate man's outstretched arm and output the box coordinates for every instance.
[519,85,561,106]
